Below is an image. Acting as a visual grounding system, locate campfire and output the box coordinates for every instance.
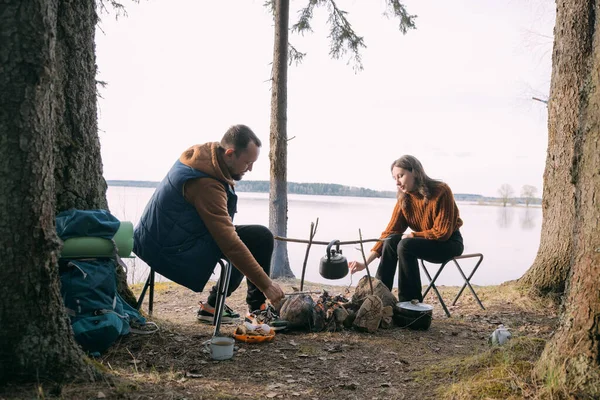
[279,277,396,334]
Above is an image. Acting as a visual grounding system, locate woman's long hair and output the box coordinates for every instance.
[391,155,443,209]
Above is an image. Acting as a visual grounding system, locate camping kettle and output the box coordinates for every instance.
[319,240,349,280]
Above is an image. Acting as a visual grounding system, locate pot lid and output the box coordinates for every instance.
[397,301,433,312]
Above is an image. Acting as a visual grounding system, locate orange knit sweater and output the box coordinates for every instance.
[371,183,463,256]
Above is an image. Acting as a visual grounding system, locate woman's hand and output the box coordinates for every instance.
[402,232,414,239]
[349,261,366,274]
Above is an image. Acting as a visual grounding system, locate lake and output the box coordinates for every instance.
[107,186,542,288]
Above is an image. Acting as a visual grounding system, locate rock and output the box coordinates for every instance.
[380,305,394,329]
[353,295,383,333]
[352,276,397,309]
[279,294,315,330]
[332,306,349,331]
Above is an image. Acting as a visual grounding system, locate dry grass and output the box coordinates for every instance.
[0,280,567,400]
[418,336,546,399]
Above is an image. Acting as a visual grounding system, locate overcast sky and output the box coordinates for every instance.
[95,0,555,197]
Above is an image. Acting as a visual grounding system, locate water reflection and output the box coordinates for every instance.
[496,206,514,228]
[108,187,544,286]
[520,207,537,230]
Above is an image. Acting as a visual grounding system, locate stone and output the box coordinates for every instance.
[353,295,383,333]
[280,294,315,330]
[352,276,397,310]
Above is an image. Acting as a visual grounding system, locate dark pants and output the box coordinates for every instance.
[207,224,273,311]
[376,230,464,302]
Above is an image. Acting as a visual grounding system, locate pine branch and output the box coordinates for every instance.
[288,43,307,66]
[384,0,417,34]
[325,0,366,72]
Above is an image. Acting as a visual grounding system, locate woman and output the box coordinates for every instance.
[349,155,464,302]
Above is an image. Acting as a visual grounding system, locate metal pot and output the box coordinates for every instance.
[319,240,349,280]
[393,301,433,330]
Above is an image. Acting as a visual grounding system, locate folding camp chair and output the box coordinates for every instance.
[136,259,233,335]
[420,253,485,317]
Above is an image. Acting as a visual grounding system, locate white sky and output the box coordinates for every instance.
[95,0,555,197]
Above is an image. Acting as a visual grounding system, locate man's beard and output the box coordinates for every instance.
[231,173,243,181]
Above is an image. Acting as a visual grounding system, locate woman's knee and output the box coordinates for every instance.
[382,234,401,253]
[396,237,413,255]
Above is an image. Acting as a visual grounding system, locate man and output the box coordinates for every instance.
[133,124,285,323]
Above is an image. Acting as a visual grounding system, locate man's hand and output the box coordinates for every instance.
[262,281,285,307]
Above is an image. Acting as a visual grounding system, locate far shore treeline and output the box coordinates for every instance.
[107,180,542,206]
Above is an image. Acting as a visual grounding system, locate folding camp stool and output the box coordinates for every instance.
[136,259,233,334]
[420,253,485,318]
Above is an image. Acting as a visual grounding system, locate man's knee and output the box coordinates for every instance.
[255,225,273,244]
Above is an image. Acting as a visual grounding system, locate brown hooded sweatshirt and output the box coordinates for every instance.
[178,142,272,293]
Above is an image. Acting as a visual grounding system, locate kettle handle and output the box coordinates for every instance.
[326,239,341,261]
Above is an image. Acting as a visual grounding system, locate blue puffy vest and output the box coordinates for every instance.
[133,160,237,292]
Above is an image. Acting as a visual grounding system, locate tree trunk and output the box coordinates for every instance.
[0,0,97,383]
[53,0,108,212]
[269,0,294,278]
[518,0,584,297]
[51,0,136,306]
[534,0,600,395]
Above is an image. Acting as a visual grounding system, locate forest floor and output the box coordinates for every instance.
[1,279,559,400]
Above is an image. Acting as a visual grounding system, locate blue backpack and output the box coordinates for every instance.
[57,209,148,355]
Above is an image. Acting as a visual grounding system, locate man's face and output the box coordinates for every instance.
[392,166,415,193]
[224,142,260,181]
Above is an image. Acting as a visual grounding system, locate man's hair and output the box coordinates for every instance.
[220,125,261,155]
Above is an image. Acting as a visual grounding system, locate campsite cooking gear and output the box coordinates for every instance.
[489,324,511,345]
[205,336,235,360]
[319,240,349,280]
[393,301,433,330]
[284,290,322,297]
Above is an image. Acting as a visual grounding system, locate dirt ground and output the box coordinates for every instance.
[1,279,558,400]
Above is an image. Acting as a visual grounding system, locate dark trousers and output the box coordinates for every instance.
[376,230,464,302]
[207,224,273,311]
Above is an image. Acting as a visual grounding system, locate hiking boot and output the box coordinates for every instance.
[246,304,289,331]
[197,301,240,324]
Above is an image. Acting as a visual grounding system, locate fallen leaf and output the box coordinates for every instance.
[267,383,282,390]
[338,383,357,390]
[289,340,299,347]
[97,392,106,399]
[266,393,278,398]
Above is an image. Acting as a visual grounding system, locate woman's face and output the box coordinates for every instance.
[392,166,415,193]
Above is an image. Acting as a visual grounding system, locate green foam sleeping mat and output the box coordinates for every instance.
[60,221,134,258]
